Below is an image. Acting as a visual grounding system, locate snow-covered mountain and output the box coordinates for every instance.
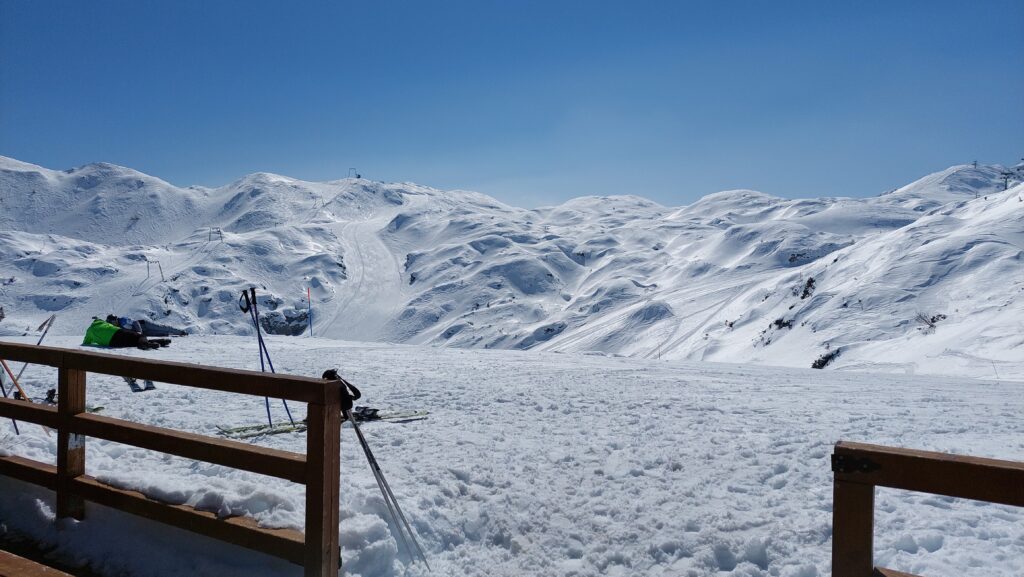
[1,155,1021,378]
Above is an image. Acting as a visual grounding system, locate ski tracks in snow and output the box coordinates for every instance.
[541,270,762,356]
[320,214,408,341]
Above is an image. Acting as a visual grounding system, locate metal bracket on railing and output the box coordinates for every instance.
[831,454,881,475]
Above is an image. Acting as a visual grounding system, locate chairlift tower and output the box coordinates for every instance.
[144,257,165,282]
[1000,171,1013,190]
[348,168,361,179]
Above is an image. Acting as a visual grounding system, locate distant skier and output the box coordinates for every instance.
[82,318,169,350]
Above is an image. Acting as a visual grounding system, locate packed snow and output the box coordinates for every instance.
[1,156,1022,380]
[0,336,1022,577]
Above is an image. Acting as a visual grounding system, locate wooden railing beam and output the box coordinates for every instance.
[67,413,308,484]
[0,455,57,490]
[56,367,86,520]
[303,401,341,577]
[70,475,306,564]
[873,568,923,577]
[832,479,874,577]
[0,342,340,404]
[0,398,60,429]
[834,441,1024,508]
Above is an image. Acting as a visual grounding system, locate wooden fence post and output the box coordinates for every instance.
[832,479,874,577]
[57,368,86,520]
[304,400,341,577]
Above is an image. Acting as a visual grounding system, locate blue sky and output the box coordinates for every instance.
[1,1,1022,207]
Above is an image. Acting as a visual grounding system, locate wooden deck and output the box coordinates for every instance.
[0,549,74,577]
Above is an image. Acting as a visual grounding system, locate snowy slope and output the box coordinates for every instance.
[0,336,1022,577]
[0,156,1022,379]
[0,157,205,246]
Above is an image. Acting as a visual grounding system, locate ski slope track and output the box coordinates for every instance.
[319,213,409,342]
[1,155,1021,379]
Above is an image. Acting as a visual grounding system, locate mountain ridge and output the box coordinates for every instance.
[1,155,1021,380]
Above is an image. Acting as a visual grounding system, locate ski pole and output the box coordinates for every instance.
[1,358,50,435]
[0,370,20,435]
[246,299,268,372]
[1,358,32,403]
[240,288,296,426]
[348,409,416,565]
[248,288,295,426]
[346,409,430,569]
[251,291,274,375]
[15,314,55,383]
[240,291,273,427]
[324,369,428,568]
[347,409,413,560]
[249,305,275,426]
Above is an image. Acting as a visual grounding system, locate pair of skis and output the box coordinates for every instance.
[216,408,428,439]
[15,388,105,413]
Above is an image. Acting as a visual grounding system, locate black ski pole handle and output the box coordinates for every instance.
[238,290,251,313]
[323,368,361,411]
[340,380,361,413]
[344,380,361,402]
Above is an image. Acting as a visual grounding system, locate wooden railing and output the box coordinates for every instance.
[832,441,1024,577]
[0,342,343,577]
